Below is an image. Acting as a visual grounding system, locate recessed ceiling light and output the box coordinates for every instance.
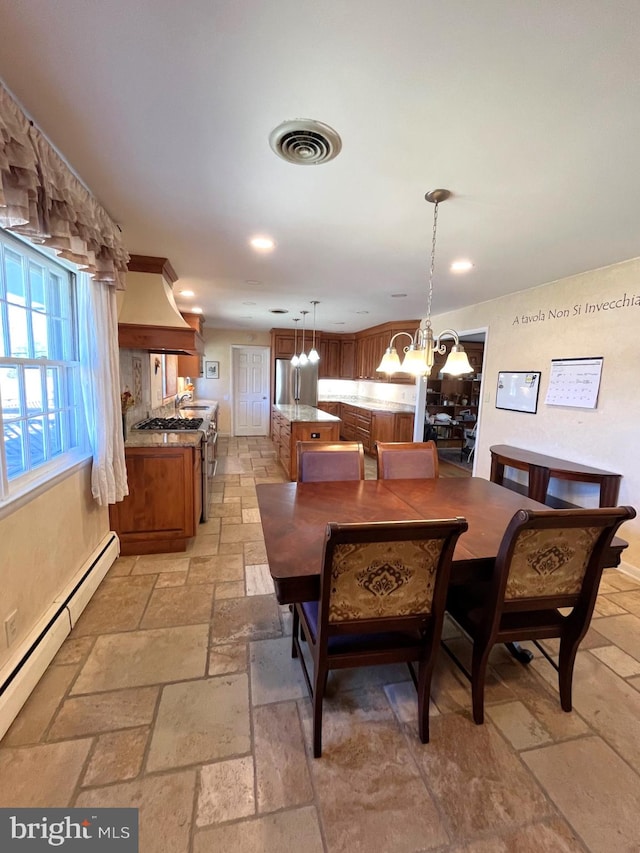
[242,301,256,306]
[179,289,195,297]
[250,236,275,251]
[391,293,407,298]
[269,308,289,314]
[192,307,203,314]
[245,280,262,286]
[354,310,370,314]
[239,315,253,319]
[450,260,474,273]
[333,321,346,325]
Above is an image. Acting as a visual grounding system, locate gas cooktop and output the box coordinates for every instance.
[134,417,204,431]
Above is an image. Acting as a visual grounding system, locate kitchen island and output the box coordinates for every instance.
[271,404,341,480]
[317,397,415,452]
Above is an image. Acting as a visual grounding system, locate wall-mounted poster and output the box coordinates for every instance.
[496,371,541,414]
[205,361,219,379]
[544,357,603,408]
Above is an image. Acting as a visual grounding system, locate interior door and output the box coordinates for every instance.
[232,346,270,436]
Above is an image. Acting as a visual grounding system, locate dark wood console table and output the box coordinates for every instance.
[489,445,622,508]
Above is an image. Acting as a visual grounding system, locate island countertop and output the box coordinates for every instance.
[318,396,415,414]
[273,404,341,423]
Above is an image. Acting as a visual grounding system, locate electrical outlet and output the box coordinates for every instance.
[4,609,18,647]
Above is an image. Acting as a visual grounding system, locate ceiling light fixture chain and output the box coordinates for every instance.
[290,317,301,367]
[376,188,473,380]
[299,310,309,366]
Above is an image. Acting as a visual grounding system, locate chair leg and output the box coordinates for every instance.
[291,606,299,658]
[416,660,436,744]
[471,641,492,725]
[558,636,580,712]
[312,664,327,758]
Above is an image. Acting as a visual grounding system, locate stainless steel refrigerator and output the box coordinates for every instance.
[274,359,319,406]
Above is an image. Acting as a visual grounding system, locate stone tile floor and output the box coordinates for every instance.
[1,436,639,852]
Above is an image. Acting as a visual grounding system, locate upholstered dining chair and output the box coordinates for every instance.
[291,516,468,757]
[297,441,365,482]
[444,505,635,725]
[375,440,439,480]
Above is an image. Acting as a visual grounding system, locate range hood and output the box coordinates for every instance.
[117,255,204,356]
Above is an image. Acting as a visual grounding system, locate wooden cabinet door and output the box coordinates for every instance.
[109,447,196,554]
[177,314,204,377]
[339,339,356,378]
[272,333,296,358]
[394,412,415,442]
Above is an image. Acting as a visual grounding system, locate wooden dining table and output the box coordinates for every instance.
[256,476,628,605]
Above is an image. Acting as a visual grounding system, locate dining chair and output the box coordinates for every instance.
[291,516,469,757]
[296,441,365,482]
[375,440,439,480]
[444,505,635,724]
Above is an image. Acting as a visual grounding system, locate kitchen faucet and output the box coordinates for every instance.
[175,391,193,409]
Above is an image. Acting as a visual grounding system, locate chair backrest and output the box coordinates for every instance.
[375,441,439,480]
[318,517,468,636]
[492,506,635,619]
[297,441,365,482]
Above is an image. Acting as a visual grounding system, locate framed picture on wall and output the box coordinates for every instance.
[205,361,219,379]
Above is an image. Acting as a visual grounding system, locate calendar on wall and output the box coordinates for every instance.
[544,357,603,409]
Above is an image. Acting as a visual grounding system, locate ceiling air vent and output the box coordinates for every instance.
[269,119,342,165]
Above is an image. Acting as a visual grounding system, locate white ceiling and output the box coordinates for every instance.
[1,0,639,333]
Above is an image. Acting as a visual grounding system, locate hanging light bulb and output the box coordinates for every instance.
[377,189,473,379]
[298,310,309,366]
[308,300,320,363]
[290,318,300,367]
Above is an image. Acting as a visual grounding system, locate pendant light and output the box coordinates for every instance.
[377,189,473,378]
[290,318,300,367]
[308,300,320,363]
[298,310,309,366]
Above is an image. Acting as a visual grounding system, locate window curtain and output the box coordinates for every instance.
[78,274,129,505]
[1,81,130,504]
[0,82,129,289]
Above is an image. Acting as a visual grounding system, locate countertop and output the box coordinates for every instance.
[273,404,341,423]
[125,431,203,448]
[318,396,415,414]
[125,399,218,448]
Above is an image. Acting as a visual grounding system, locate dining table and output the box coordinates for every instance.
[256,476,628,606]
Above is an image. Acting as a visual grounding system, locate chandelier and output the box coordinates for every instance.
[377,189,473,378]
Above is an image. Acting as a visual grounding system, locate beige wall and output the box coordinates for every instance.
[192,328,271,435]
[431,257,640,569]
[0,465,110,671]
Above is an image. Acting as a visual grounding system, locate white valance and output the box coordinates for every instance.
[0,83,128,289]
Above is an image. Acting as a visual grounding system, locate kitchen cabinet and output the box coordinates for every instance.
[318,335,341,378]
[270,321,421,386]
[339,338,356,378]
[272,405,341,480]
[317,401,340,416]
[177,313,205,377]
[109,445,202,555]
[338,403,415,454]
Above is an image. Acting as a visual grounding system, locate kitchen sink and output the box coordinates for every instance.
[181,405,210,410]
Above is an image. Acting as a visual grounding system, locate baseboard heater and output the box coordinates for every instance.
[0,532,120,741]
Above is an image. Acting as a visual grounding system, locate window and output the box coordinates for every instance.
[0,230,87,502]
